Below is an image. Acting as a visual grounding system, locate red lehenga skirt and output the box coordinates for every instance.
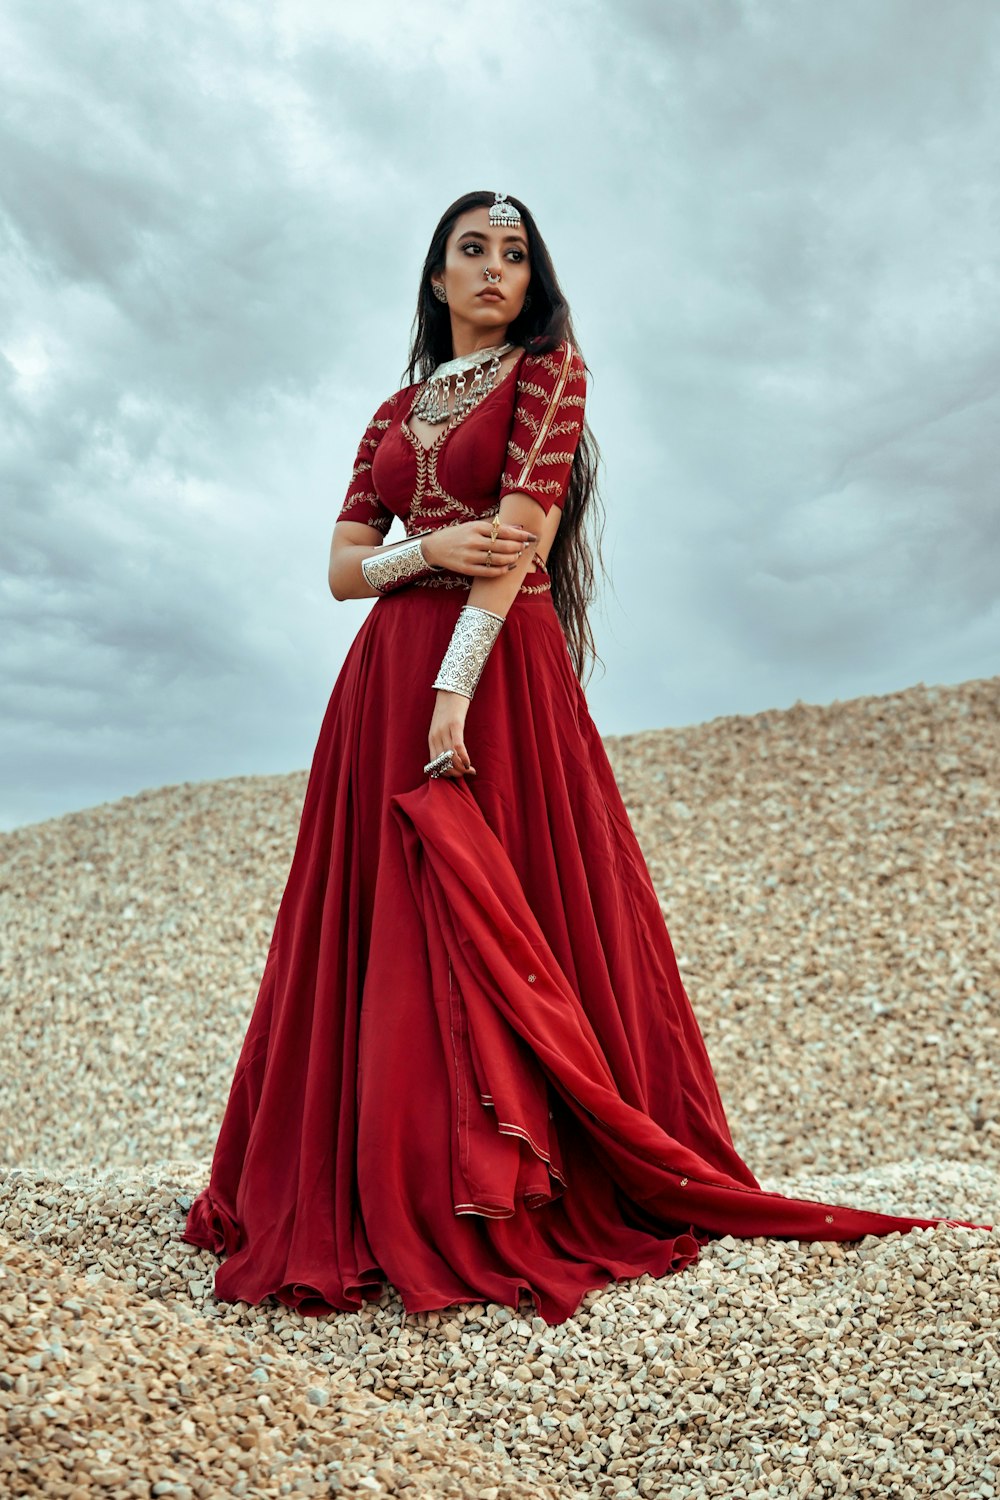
[181,580,990,1324]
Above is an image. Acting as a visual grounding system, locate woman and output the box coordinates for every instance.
[182,190,990,1325]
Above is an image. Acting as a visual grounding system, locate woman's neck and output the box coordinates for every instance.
[449,330,511,358]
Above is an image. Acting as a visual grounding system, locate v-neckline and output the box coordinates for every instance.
[402,348,527,456]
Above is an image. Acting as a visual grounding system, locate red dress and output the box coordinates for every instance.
[181,340,990,1323]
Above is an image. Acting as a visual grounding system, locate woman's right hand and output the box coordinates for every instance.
[420,520,539,577]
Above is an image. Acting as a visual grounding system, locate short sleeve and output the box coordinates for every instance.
[498,341,587,515]
[335,391,401,537]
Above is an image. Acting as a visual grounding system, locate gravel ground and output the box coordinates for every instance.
[1,674,997,1497]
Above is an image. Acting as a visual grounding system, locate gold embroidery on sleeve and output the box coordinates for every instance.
[510,342,576,493]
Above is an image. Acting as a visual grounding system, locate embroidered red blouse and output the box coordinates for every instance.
[336,341,587,547]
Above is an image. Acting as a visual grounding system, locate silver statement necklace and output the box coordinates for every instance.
[410,341,516,426]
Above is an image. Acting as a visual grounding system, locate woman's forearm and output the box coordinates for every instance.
[329,542,390,601]
[329,530,439,602]
[428,497,545,708]
[464,494,544,620]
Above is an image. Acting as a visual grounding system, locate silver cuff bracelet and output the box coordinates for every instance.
[432,605,506,699]
[361,531,442,595]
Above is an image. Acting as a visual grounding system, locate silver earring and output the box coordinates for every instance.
[524,292,532,309]
[432,283,448,303]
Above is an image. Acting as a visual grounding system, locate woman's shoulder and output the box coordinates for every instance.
[365,382,417,425]
[517,338,587,397]
[520,337,585,373]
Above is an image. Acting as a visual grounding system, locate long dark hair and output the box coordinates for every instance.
[403,190,607,689]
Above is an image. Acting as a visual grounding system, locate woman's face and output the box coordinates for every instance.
[432,205,532,337]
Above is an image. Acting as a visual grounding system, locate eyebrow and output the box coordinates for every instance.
[458,229,529,249]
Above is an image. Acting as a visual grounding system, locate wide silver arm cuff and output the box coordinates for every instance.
[431,605,506,699]
[361,531,442,595]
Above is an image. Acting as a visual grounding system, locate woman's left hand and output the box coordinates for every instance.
[428,690,476,780]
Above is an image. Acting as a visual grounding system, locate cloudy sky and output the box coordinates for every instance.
[2,0,998,830]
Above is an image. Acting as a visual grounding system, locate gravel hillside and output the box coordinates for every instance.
[2,675,997,1498]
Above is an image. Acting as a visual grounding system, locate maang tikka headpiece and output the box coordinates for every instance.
[488,190,521,229]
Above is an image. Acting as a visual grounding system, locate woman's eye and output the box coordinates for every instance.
[461,243,527,263]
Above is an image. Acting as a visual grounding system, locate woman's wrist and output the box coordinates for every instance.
[431,605,506,698]
[360,530,442,595]
[419,531,442,569]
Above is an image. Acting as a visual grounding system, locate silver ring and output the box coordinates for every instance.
[424,747,456,778]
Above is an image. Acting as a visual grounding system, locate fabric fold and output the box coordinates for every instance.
[387,775,989,1247]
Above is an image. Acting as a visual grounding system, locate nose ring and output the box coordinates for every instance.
[484,269,501,284]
